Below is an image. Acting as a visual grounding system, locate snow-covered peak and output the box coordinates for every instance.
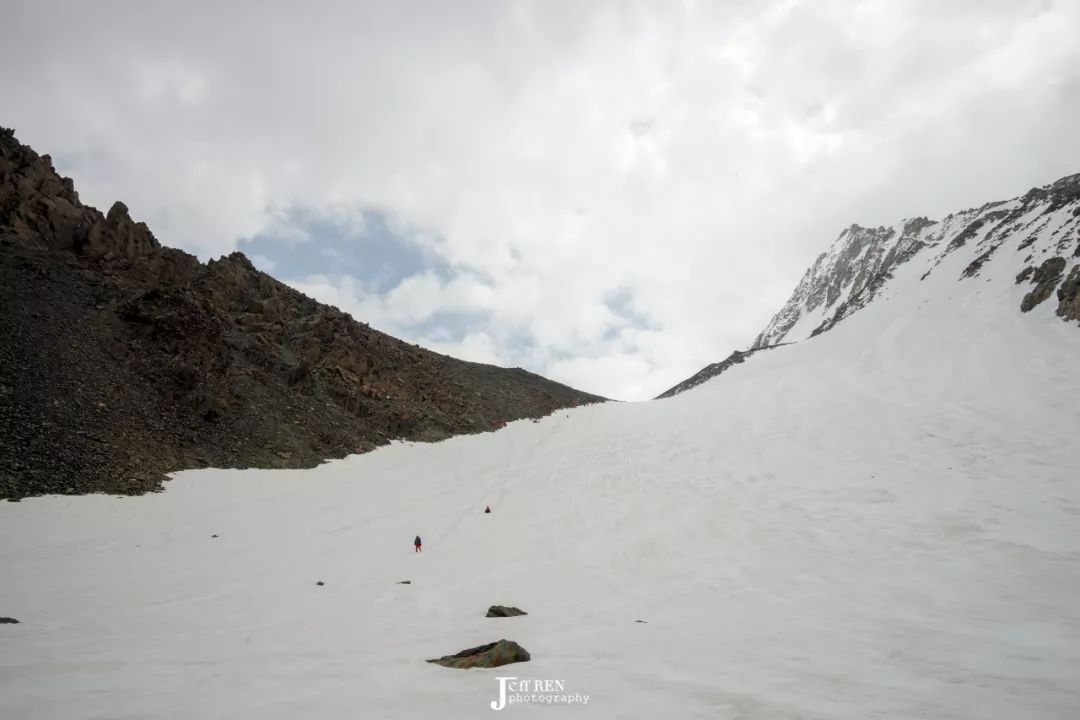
[753,217,935,348]
[752,172,1080,349]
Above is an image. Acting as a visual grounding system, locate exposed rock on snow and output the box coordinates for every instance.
[485,605,527,617]
[427,639,531,669]
[1020,257,1067,312]
[1058,266,1080,321]
[0,617,18,624]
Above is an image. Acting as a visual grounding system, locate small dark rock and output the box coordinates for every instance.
[315,581,325,586]
[211,534,218,538]
[486,605,527,618]
[0,617,19,624]
[635,620,648,624]
[396,580,411,585]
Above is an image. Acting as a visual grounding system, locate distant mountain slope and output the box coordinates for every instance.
[0,128,603,499]
[754,174,1080,348]
[656,347,781,399]
[661,172,1080,398]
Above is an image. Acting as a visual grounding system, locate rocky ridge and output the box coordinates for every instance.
[656,347,781,399]
[0,128,604,499]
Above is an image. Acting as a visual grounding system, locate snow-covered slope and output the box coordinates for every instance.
[2,180,1080,718]
[754,173,1080,348]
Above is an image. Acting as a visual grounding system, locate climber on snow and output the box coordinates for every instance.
[414,535,422,552]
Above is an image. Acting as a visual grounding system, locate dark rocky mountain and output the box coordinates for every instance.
[661,171,1080,398]
[0,128,603,500]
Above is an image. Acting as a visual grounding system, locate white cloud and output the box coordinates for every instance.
[3,0,1078,399]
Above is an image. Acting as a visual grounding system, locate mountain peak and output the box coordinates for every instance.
[752,174,1079,350]
[752,215,936,349]
[0,128,603,499]
[661,171,1080,399]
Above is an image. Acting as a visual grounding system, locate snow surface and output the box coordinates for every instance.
[3,230,1080,718]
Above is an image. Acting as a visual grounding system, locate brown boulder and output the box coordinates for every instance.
[427,639,530,669]
[486,605,527,618]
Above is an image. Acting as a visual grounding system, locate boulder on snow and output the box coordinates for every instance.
[315,581,325,586]
[486,605,527,618]
[427,639,531,669]
[396,580,411,584]
[0,617,19,624]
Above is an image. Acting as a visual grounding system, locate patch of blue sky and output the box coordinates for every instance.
[602,286,656,340]
[238,206,452,293]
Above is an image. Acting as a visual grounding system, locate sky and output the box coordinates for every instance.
[3,0,1079,400]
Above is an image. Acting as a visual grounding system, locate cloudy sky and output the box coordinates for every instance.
[3,1,1079,399]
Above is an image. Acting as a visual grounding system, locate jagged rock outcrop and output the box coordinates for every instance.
[0,128,604,499]
[1019,257,1067,312]
[753,218,935,349]
[1057,266,1080,321]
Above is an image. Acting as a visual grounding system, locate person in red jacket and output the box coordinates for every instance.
[414,535,422,553]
